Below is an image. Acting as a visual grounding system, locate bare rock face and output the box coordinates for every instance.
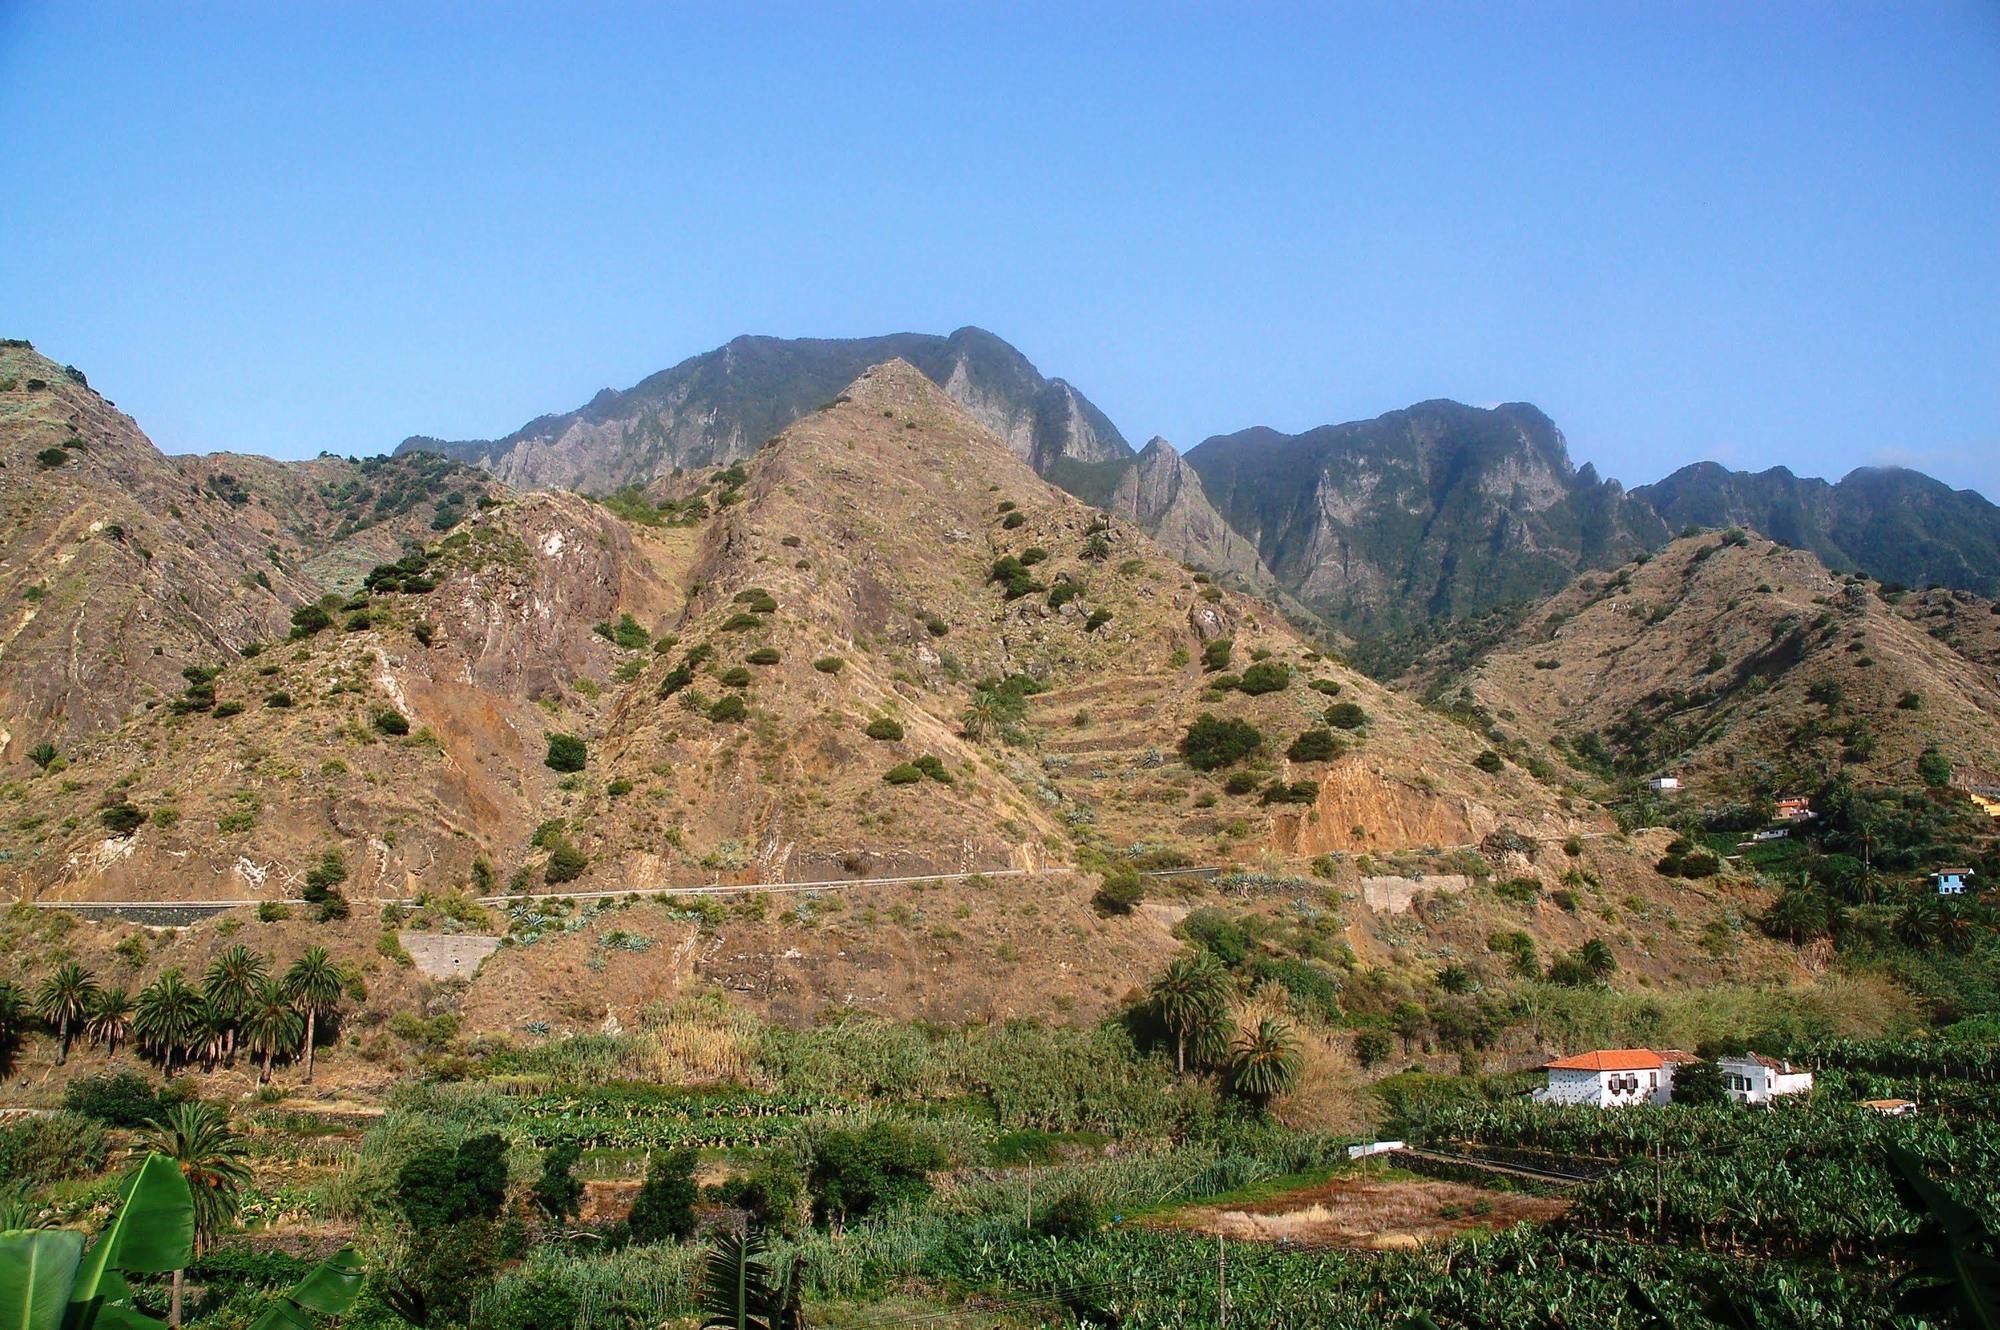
[1109,438,1279,591]
[396,326,1135,490]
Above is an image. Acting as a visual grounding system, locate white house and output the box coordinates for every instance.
[1533,1049,1695,1107]
[1935,868,1972,896]
[1647,777,1681,792]
[1718,1053,1814,1105]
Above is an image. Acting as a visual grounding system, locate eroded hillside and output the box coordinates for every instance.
[1450,532,2000,797]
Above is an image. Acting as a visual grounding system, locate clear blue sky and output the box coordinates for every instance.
[4,2,1996,497]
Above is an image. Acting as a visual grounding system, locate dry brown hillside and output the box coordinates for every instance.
[0,342,499,760]
[0,360,1801,1037]
[1454,532,2000,798]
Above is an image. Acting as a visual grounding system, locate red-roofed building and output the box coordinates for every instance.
[1533,1048,1695,1107]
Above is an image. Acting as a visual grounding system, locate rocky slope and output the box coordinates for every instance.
[397,326,1133,490]
[1444,532,2000,797]
[0,355,1798,1029]
[1185,400,1670,635]
[1,361,1592,902]
[0,342,499,760]
[1635,461,2000,598]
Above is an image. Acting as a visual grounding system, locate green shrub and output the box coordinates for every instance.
[1325,701,1368,730]
[264,690,292,708]
[812,656,844,673]
[1259,779,1319,805]
[1018,547,1048,566]
[62,1071,167,1128]
[911,754,951,783]
[289,603,332,638]
[545,839,588,884]
[1001,511,1027,529]
[396,1133,509,1232]
[1307,679,1343,696]
[0,1111,110,1184]
[708,694,747,723]
[1084,609,1113,632]
[1093,867,1145,914]
[1473,749,1505,773]
[1046,581,1084,610]
[36,447,69,468]
[717,666,752,687]
[1180,713,1263,771]
[544,733,587,771]
[807,1122,948,1226]
[606,778,634,797]
[746,647,781,665]
[988,557,1043,600]
[1236,660,1291,695]
[1286,729,1341,762]
[625,1149,699,1243]
[720,612,763,631]
[864,717,905,741]
[883,763,923,785]
[1202,639,1233,672]
[99,802,145,836]
[1222,771,1259,796]
[375,709,411,736]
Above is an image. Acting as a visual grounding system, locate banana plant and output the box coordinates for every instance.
[0,1153,361,1330]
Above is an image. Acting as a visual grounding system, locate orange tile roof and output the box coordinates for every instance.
[1544,1049,1665,1072]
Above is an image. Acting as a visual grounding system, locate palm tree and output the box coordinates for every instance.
[34,962,100,1065]
[239,978,305,1084]
[1149,951,1231,1074]
[202,946,268,1061]
[87,986,133,1056]
[143,1101,251,1327]
[1227,1018,1303,1109]
[1578,939,1618,982]
[960,688,1004,742]
[0,979,25,1077]
[134,969,204,1076]
[281,948,343,1084]
[190,999,230,1073]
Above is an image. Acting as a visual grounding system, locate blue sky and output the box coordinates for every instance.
[3,2,1996,497]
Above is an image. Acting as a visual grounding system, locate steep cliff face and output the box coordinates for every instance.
[397,326,1133,491]
[1105,438,1277,590]
[1186,400,1668,633]
[1636,462,2000,597]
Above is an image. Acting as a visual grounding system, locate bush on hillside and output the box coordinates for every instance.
[545,733,587,771]
[864,717,905,742]
[1236,661,1291,695]
[1286,728,1341,763]
[1180,713,1263,771]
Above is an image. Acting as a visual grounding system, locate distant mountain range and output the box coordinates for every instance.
[397,328,2000,634]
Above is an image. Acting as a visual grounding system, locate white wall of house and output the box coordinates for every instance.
[1720,1057,1813,1105]
[1535,1065,1668,1106]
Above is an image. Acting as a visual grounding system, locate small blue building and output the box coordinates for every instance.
[1935,868,1973,896]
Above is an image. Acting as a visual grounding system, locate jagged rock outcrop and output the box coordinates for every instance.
[1635,461,2000,597]
[397,326,1133,491]
[1185,400,1669,633]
